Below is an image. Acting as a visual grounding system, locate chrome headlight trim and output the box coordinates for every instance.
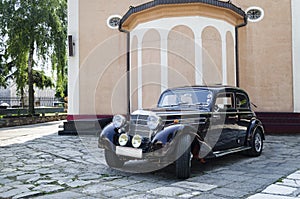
[132,134,142,148]
[147,114,162,130]
[113,115,126,129]
[118,133,129,146]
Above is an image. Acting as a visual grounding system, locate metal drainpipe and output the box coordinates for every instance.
[119,27,131,115]
[235,16,248,88]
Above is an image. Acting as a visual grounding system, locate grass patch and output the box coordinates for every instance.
[276,177,284,183]
[101,174,110,178]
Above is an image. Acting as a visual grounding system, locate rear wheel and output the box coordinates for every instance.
[104,149,125,168]
[175,135,192,179]
[246,128,263,157]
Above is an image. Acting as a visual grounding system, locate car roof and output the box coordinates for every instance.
[164,85,247,94]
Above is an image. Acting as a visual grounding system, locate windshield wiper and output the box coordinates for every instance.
[160,104,180,108]
[194,102,209,107]
[161,102,208,108]
[177,102,189,106]
[160,102,188,108]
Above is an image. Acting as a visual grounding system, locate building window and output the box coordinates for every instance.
[107,15,121,29]
[246,7,264,22]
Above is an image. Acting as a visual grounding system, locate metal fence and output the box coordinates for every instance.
[0,97,64,108]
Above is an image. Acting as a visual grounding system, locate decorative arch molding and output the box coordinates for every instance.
[168,25,195,88]
[226,31,236,86]
[130,36,138,111]
[130,17,235,42]
[129,16,237,107]
[202,26,223,85]
[142,29,161,108]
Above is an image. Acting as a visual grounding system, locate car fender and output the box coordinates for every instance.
[151,124,211,159]
[246,119,265,146]
[98,123,118,150]
[151,124,198,145]
[151,124,183,145]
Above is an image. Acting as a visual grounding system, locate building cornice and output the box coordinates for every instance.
[119,0,246,31]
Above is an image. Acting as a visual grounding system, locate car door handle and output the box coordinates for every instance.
[227,115,238,119]
[212,114,221,119]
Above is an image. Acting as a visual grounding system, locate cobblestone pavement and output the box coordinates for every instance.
[0,121,300,199]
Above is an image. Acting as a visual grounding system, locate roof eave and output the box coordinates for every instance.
[119,0,246,31]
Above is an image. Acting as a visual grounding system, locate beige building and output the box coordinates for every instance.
[64,0,300,133]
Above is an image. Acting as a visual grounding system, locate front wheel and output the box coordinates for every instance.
[246,128,263,157]
[175,135,192,179]
[104,149,125,168]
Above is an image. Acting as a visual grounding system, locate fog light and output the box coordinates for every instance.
[118,134,129,146]
[132,135,142,148]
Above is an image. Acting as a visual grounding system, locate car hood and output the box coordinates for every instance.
[131,107,210,117]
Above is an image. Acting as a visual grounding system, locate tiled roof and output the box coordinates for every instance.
[119,0,246,29]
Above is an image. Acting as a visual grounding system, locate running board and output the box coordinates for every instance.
[213,146,251,158]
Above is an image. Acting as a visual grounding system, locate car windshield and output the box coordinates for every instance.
[158,89,213,108]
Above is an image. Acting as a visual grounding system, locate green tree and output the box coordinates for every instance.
[32,70,54,89]
[4,60,55,107]
[0,0,67,115]
[0,53,7,87]
[0,40,8,87]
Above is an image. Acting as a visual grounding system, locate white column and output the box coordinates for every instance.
[67,0,80,115]
[129,35,134,112]
[195,34,203,85]
[292,0,300,112]
[137,37,143,109]
[160,30,168,93]
[233,29,237,86]
[221,33,227,85]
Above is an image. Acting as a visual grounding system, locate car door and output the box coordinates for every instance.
[211,92,240,151]
[235,92,253,146]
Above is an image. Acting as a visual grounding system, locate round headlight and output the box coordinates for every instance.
[147,114,161,130]
[132,135,142,148]
[118,133,129,146]
[113,115,126,128]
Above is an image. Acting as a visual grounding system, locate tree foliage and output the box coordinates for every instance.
[0,0,67,115]
[5,65,55,90]
[0,53,8,87]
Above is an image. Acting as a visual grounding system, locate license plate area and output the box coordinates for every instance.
[116,146,143,159]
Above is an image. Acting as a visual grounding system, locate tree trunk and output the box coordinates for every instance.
[20,88,25,108]
[28,41,35,116]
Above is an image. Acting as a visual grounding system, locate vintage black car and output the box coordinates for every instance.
[98,86,265,179]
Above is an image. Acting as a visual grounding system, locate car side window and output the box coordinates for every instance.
[236,93,250,110]
[214,92,234,112]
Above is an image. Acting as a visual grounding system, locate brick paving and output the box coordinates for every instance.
[0,121,299,198]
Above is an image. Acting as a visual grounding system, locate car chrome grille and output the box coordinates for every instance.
[128,113,207,138]
[129,115,151,138]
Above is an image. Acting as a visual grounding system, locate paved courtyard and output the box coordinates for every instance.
[0,121,300,198]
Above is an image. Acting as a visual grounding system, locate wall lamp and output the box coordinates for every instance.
[68,35,75,56]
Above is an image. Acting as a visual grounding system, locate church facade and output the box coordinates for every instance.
[64,0,300,134]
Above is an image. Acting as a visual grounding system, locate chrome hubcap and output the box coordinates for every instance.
[254,133,262,152]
